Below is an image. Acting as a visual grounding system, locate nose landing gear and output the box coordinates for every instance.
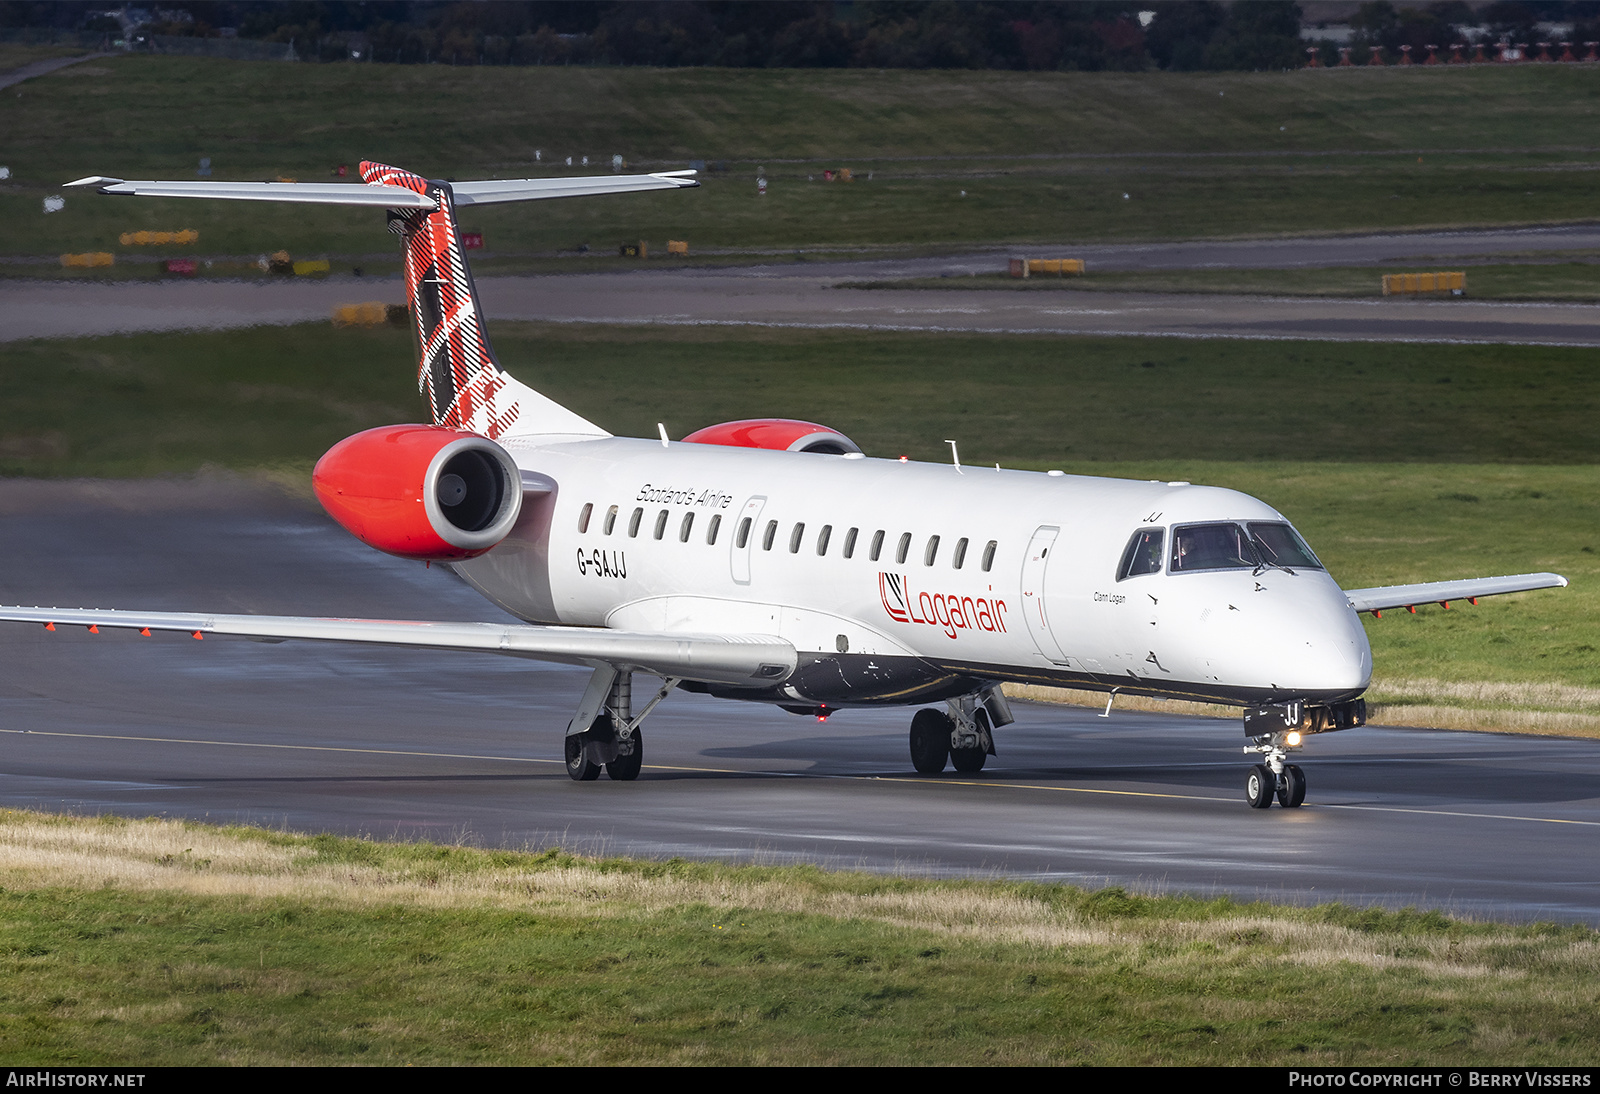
[1241,698,1364,809]
[1245,753,1306,809]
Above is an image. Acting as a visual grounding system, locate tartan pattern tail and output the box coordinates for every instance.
[360,160,520,439]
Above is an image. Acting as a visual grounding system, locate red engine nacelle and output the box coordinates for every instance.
[680,418,862,455]
[312,424,523,561]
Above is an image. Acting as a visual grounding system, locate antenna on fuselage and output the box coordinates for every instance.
[944,439,963,474]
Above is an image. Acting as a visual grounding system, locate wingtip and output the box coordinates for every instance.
[64,175,123,188]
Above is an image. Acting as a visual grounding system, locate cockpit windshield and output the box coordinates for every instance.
[1170,523,1257,572]
[1169,521,1325,573]
[1247,522,1324,570]
[1116,528,1164,580]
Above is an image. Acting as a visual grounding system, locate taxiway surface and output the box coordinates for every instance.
[2,480,1596,922]
[8,225,1600,345]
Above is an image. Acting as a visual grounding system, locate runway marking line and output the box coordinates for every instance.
[6,728,1597,828]
[1,727,563,766]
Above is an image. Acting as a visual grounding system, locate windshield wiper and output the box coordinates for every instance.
[1251,549,1296,577]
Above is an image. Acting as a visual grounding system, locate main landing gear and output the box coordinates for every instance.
[908,686,1013,774]
[1241,698,1365,809]
[564,667,679,783]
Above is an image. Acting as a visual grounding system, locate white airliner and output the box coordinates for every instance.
[0,162,1567,808]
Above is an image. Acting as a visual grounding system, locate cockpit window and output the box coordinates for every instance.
[1170,522,1258,572]
[1247,522,1324,570]
[1116,528,1164,580]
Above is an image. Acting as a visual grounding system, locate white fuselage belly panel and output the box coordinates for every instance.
[453,437,1372,708]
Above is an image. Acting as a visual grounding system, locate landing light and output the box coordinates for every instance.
[1286,731,1303,747]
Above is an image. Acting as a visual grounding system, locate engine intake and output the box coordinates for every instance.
[313,424,522,561]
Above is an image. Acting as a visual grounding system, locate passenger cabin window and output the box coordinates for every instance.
[763,520,778,551]
[1117,528,1165,580]
[981,541,997,572]
[1171,523,1257,573]
[1248,522,1325,570]
[653,510,669,540]
[736,516,752,548]
[577,503,593,533]
[843,527,858,559]
[952,537,968,569]
[789,522,806,553]
[870,530,885,561]
[679,512,695,542]
[923,535,940,566]
[816,525,832,556]
[895,533,912,565]
[628,508,643,538]
[604,505,618,535]
[707,514,722,545]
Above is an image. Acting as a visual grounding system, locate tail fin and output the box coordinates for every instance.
[360,161,605,440]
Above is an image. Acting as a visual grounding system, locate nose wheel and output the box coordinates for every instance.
[1246,762,1306,808]
[1277,764,1306,807]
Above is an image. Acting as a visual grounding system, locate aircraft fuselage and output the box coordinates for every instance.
[454,436,1374,711]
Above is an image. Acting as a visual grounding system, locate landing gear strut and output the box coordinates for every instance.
[1240,698,1364,809]
[907,686,1012,774]
[564,667,679,783]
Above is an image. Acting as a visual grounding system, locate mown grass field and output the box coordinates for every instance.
[6,321,1596,473]
[1,321,1593,715]
[9,57,1600,263]
[2,811,1597,1066]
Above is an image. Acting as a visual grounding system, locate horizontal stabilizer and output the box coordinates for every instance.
[1344,572,1568,614]
[65,176,437,207]
[63,170,698,208]
[451,171,698,205]
[0,606,794,688]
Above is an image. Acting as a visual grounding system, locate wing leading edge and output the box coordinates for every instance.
[0,607,794,688]
[1343,572,1568,614]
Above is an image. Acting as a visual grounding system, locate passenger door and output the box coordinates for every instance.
[729,496,766,585]
[1020,525,1070,664]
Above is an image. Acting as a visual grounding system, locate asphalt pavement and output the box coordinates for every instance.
[8,224,1600,344]
[2,478,1596,922]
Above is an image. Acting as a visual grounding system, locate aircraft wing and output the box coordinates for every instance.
[64,170,698,208]
[1343,572,1568,614]
[0,606,793,688]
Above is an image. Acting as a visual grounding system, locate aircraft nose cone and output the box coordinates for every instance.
[1268,583,1372,694]
[1195,577,1372,697]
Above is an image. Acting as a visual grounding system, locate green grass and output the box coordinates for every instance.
[0,43,88,72]
[3,812,1598,1065]
[852,262,1600,301]
[4,321,1597,475]
[1,322,1592,696]
[11,59,1600,261]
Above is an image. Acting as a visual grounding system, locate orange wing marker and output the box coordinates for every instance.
[43,622,55,631]
[192,631,204,640]
[139,627,151,637]
[88,624,99,634]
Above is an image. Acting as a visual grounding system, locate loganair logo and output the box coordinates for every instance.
[879,573,1008,640]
